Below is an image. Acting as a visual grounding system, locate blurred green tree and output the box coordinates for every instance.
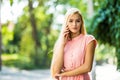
[17,0,56,68]
[90,0,120,70]
[1,0,58,69]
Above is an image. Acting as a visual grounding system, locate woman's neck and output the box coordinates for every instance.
[71,32,80,38]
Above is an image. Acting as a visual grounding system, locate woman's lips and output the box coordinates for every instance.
[72,27,77,29]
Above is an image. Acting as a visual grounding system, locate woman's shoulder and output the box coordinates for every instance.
[85,34,97,47]
[85,34,95,37]
[84,34,97,42]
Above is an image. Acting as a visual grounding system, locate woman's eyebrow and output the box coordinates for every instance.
[69,18,80,20]
[69,19,73,20]
[77,18,81,19]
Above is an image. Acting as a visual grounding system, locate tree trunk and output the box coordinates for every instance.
[42,21,52,66]
[116,46,120,71]
[28,0,40,66]
[41,13,53,67]
[87,0,94,18]
[0,23,2,71]
[42,35,49,66]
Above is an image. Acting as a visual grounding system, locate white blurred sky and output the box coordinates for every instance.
[1,0,65,30]
[1,0,28,23]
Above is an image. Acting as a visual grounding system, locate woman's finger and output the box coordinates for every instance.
[63,25,69,33]
[63,31,69,37]
[55,73,61,77]
[63,29,69,34]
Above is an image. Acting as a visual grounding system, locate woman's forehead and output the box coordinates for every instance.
[68,13,81,20]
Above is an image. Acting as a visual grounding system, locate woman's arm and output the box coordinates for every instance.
[50,42,64,78]
[51,26,70,78]
[57,40,96,77]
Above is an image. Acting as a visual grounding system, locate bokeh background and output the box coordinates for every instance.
[0,0,120,80]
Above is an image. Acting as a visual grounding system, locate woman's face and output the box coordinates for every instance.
[67,13,82,34]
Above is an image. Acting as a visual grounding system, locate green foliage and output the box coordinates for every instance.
[1,0,57,69]
[9,0,13,6]
[90,0,120,45]
[20,30,35,56]
[90,0,120,70]
[95,44,116,65]
[2,54,35,69]
[15,0,56,68]
[1,23,18,53]
[2,25,14,45]
[93,0,107,13]
[55,0,87,16]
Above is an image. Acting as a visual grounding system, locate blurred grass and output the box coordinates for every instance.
[2,54,18,61]
[1,53,36,70]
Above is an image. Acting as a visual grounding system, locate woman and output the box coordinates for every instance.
[51,8,97,80]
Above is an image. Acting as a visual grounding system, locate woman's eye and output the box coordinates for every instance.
[69,20,73,22]
[76,20,80,22]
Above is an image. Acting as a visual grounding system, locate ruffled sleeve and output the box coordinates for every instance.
[86,35,97,48]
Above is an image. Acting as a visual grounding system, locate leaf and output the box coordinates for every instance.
[9,0,13,6]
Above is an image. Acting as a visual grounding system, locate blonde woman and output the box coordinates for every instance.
[51,8,97,80]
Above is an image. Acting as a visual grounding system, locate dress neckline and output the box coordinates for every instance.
[72,34,84,41]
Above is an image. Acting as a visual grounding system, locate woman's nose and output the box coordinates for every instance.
[72,21,77,26]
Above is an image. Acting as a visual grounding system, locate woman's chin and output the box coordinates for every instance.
[71,31,78,34]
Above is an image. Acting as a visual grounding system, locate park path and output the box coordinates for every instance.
[0,66,52,80]
[0,64,120,80]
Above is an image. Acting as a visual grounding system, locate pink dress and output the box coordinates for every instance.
[61,34,97,80]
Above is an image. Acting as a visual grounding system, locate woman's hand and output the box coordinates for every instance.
[53,73,62,80]
[55,73,62,79]
[55,69,66,78]
[60,26,70,45]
